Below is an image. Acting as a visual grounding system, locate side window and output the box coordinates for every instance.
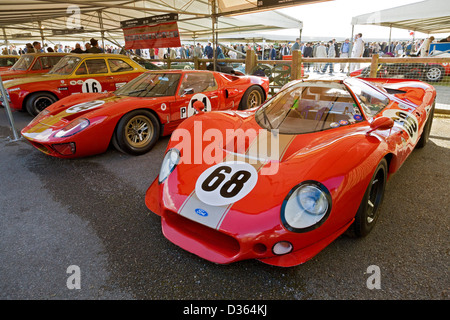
[75,62,88,75]
[178,72,218,95]
[85,59,108,74]
[46,56,64,69]
[31,58,41,71]
[108,59,133,73]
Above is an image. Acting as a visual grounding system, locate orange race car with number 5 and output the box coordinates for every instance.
[0,53,146,116]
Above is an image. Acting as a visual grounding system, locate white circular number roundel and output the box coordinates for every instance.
[195,161,258,206]
[82,79,102,93]
[66,100,105,114]
[188,93,212,117]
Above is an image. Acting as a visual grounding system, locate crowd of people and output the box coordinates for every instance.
[2,34,449,74]
[1,38,124,56]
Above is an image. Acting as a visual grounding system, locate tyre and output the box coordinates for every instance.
[25,92,58,116]
[114,110,160,155]
[416,102,435,149]
[424,65,444,82]
[238,86,264,110]
[351,158,388,237]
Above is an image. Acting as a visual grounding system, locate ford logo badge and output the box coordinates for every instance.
[195,208,208,217]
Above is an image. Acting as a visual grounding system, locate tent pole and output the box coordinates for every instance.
[212,0,217,71]
[0,75,20,141]
[388,25,392,52]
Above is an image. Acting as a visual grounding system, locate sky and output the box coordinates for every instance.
[269,0,448,41]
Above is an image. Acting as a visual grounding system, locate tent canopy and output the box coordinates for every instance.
[351,0,450,35]
[0,0,327,44]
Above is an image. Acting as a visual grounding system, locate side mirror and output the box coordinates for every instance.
[193,100,205,114]
[367,116,394,135]
[182,88,194,96]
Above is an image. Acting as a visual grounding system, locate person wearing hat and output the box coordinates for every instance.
[86,38,104,53]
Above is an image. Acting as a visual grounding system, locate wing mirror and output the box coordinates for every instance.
[367,116,394,135]
[193,100,205,114]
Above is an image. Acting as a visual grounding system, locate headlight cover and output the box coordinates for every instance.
[158,148,180,184]
[281,181,332,233]
[54,118,90,138]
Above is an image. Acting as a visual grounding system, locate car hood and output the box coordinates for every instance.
[161,110,371,231]
[21,93,168,141]
[3,73,65,88]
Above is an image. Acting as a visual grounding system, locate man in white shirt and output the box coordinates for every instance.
[350,33,364,72]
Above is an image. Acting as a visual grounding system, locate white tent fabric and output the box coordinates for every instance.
[351,0,450,34]
[0,0,324,43]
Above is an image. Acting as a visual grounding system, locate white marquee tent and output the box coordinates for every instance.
[351,0,450,35]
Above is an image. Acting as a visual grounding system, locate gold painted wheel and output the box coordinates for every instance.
[124,115,154,148]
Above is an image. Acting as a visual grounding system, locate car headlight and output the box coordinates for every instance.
[158,148,180,184]
[54,118,90,138]
[281,181,332,233]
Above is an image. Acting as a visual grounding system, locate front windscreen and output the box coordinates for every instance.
[255,81,365,134]
[48,56,81,75]
[11,55,34,70]
[114,72,181,97]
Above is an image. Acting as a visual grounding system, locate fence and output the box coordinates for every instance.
[137,50,450,106]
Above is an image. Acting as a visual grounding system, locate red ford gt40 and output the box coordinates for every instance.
[21,70,269,158]
[146,76,436,267]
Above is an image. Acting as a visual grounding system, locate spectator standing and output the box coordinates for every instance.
[314,42,327,73]
[204,42,213,59]
[33,41,43,53]
[303,42,313,72]
[280,43,290,58]
[71,43,84,54]
[291,38,300,51]
[350,33,364,72]
[86,38,103,53]
[321,41,336,74]
[193,43,203,58]
[340,38,350,72]
[419,36,435,56]
[269,45,277,60]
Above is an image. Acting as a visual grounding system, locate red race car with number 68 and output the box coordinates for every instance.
[21,70,269,158]
[146,76,436,267]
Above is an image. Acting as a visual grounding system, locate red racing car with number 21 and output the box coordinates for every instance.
[21,70,269,158]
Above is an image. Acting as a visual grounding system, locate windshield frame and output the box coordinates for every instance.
[343,77,391,118]
[114,72,182,98]
[255,80,367,135]
[11,54,34,71]
[48,56,82,75]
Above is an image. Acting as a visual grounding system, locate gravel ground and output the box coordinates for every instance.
[0,109,448,302]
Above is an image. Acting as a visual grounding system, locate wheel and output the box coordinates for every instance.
[238,86,264,110]
[416,102,435,149]
[351,158,388,237]
[25,92,57,116]
[114,110,160,155]
[424,65,444,82]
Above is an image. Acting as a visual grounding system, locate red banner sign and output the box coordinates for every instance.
[123,21,181,49]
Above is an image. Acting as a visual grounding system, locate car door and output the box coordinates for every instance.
[68,58,114,95]
[172,71,220,123]
[106,58,141,90]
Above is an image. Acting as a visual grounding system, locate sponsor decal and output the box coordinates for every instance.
[194,208,208,217]
[66,100,105,113]
[161,103,167,111]
[330,122,340,128]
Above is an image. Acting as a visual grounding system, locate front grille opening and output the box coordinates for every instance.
[164,210,240,259]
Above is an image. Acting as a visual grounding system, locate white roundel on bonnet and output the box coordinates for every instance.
[66,100,105,113]
[195,161,258,206]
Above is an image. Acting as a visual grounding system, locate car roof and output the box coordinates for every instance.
[22,52,68,57]
[67,53,135,59]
